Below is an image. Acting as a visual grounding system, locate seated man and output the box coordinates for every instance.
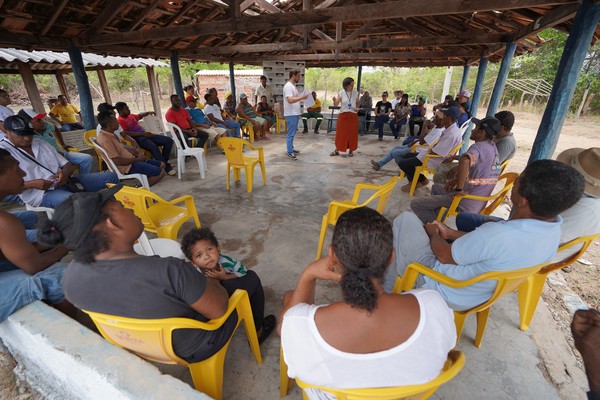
[456,147,600,264]
[115,102,176,176]
[371,110,444,171]
[0,116,119,208]
[256,95,277,131]
[96,111,165,187]
[494,110,516,164]
[18,108,93,175]
[49,95,84,132]
[0,89,14,131]
[205,91,242,138]
[235,93,268,141]
[433,95,453,112]
[165,94,209,149]
[408,97,427,136]
[383,159,585,312]
[410,117,501,223]
[0,149,73,323]
[397,106,463,192]
[301,92,323,134]
[186,95,228,145]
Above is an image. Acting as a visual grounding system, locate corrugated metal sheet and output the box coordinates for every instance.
[195,69,263,76]
[0,48,168,68]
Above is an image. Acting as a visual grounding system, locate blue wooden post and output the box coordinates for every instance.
[529,0,600,162]
[357,64,363,93]
[460,56,488,153]
[486,41,517,117]
[170,51,185,102]
[67,41,94,130]
[459,65,470,94]
[229,62,236,108]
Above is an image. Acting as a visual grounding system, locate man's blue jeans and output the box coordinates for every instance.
[285,115,300,154]
[223,120,241,138]
[377,145,413,167]
[12,211,38,242]
[135,135,174,171]
[63,151,93,175]
[60,123,84,131]
[40,172,119,208]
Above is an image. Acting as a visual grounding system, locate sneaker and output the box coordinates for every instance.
[293,150,300,154]
[167,169,177,176]
[287,152,297,160]
[370,160,381,171]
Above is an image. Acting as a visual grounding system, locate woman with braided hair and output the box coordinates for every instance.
[278,207,456,399]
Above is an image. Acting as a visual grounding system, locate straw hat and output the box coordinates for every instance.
[557,147,600,197]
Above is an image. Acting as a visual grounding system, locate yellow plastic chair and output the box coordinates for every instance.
[393,262,544,348]
[108,184,201,240]
[84,289,262,400]
[399,141,464,196]
[316,176,399,259]
[237,117,255,143]
[499,158,510,174]
[84,129,106,171]
[219,137,266,193]
[275,111,287,134]
[436,172,518,223]
[517,232,600,330]
[280,347,465,399]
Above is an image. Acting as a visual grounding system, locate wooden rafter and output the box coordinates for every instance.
[39,0,69,36]
[85,0,129,39]
[129,0,163,31]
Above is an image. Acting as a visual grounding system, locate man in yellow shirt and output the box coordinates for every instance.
[301,91,323,134]
[49,95,84,132]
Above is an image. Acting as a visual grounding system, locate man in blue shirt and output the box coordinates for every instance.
[186,96,228,145]
[383,159,585,311]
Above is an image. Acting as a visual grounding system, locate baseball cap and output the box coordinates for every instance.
[472,117,501,138]
[460,90,471,98]
[439,106,460,121]
[3,115,35,136]
[97,103,115,112]
[240,93,248,99]
[185,95,196,103]
[18,108,46,122]
[418,97,427,102]
[444,95,453,101]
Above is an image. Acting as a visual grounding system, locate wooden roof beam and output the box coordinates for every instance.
[344,19,380,41]
[82,0,579,46]
[85,0,130,39]
[512,2,580,41]
[163,1,199,26]
[129,0,163,31]
[39,0,69,36]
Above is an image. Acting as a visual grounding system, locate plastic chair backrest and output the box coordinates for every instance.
[499,159,510,174]
[219,137,249,166]
[541,232,600,273]
[83,129,96,148]
[89,137,122,174]
[141,115,165,134]
[355,176,400,213]
[458,118,472,136]
[135,236,186,259]
[480,172,518,215]
[166,122,192,151]
[110,185,158,229]
[293,350,465,400]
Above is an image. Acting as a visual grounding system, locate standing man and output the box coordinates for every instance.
[283,71,308,160]
[301,92,323,134]
[49,95,84,132]
[0,89,14,131]
[165,94,209,149]
[254,75,277,106]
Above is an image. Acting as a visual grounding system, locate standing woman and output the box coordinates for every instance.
[358,91,373,132]
[331,77,360,157]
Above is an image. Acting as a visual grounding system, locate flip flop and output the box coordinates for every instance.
[330,150,339,156]
[258,314,276,344]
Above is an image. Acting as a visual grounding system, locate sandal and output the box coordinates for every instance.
[348,151,354,157]
[330,150,339,156]
[258,314,276,344]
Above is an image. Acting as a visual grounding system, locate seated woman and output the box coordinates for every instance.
[37,185,272,364]
[279,207,456,398]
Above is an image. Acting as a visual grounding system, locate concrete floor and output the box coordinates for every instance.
[144,129,577,399]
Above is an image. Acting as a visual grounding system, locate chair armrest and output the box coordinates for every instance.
[422,153,443,167]
[167,194,196,209]
[197,289,247,330]
[63,146,79,152]
[351,183,382,203]
[244,140,260,151]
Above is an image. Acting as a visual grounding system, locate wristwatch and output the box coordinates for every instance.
[453,188,464,192]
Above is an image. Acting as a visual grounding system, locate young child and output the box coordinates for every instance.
[181,227,275,343]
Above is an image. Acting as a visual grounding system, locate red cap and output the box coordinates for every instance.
[185,95,196,103]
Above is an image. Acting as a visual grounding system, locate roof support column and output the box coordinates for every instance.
[459,65,470,94]
[17,62,45,113]
[486,41,516,117]
[356,64,363,93]
[441,66,453,102]
[67,41,94,130]
[146,66,162,118]
[96,69,112,104]
[170,51,185,102]
[55,72,70,103]
[461,56,488,154]
[229,62,236,109]
[529,0,600,162]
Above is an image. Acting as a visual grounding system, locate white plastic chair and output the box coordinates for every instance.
[165,122,207,180]
[25,204,55,218]
[458,117,472,136]
[134,232,186,259]
[89,137,151,190]
[140,115,167,135]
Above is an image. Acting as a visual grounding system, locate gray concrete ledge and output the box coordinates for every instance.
[0,302,209,400]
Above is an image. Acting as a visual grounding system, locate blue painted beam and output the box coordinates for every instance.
[529,0,600,163]
[486,41,517,117]
[459,65,470,94]
[460,56,488,154]
[170,51,185,102]
[357,64,363,93]
[67,41,95,130]
[229,62,236,109]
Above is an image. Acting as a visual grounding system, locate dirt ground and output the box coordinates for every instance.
[499,111,600,370]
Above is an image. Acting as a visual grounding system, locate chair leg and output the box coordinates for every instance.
[315,215,329,260]
[409,167,422,196]
[280,348,292,398]
[475,308,492,348]
[226,165,231,190]
[517,273,547,331]
[234,167,241,183]
[238,294,262,364]
[246,165,254,193]
[260,161,267,186]
[453,312,467,346]
[187,344,230,400]
[194,154,206,179]
[177,154,183,180]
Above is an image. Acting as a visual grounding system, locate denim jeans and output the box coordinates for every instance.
[0,262,67,322]
[39,172,119,208]
[397,152,425,183]
[374,114,390,139]
[285,115,300,154]
[456,213,503,233]
[377,145,412,167]
[63,151,93,175]
[389,117,408,137]
[60,123,84,132]
[223,120,241,138]
[12,211,38,242]
[134,135,174,171]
